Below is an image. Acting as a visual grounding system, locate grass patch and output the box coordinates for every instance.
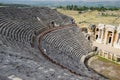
[89,55,120,80]
[97,55,120,66]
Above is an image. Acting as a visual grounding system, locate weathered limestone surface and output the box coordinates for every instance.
[0,7,107,80]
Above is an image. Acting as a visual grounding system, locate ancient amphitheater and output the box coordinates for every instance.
[0,7,107,80]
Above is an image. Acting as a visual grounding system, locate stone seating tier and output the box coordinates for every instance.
[0,7,106,80]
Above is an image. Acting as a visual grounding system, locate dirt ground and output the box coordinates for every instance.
[88,56,120,80]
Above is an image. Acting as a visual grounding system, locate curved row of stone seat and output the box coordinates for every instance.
[0,6,74,48]
[24,22,45,42]
[0,20,27,44]
[0,34,91,80]
[43,27,91,56]
[42,27,89,58]
[0,25,84,79]
[0,7,99,80]
[0,7,106,80]
[23,7,67,25]
[41,26,105,79]
[0,35,20,50]
[0,7,73,27]
[0,18,47,47]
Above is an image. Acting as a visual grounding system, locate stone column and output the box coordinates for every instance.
[99,29,102,39]
[101,29,104,43]
[113,32,118,48]
[104,30,108,44]
[111,54,113,60]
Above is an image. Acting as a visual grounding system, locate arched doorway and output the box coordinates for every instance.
[95,28,99,40]
[96,35,98,39]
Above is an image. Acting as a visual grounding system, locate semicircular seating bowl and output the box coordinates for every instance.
[0,7,107,80]
[41,26,105,79]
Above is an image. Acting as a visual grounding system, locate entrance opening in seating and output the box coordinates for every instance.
[96,35,98,39]
[96,28,99,31]
[51,21,55,27]
[88,36,90,40]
